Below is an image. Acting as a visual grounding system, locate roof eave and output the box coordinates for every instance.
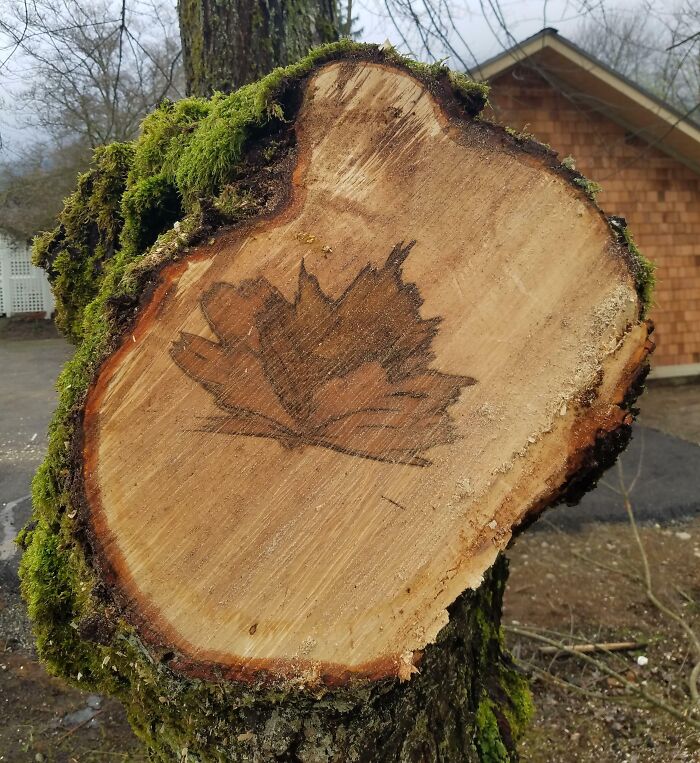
[475,30,700,175]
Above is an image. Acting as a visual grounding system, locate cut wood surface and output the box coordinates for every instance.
[82,60,652,685]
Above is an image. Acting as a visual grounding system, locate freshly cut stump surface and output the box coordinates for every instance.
[83,60,652,685]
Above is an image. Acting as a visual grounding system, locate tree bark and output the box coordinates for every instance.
[25,45,654,762]
[178,0,339,95]
[119,556,531,761]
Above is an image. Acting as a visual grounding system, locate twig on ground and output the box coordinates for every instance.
[527,661,647,705]
[506,625,700,731]
[616,459,700,707]
[538,640,647,655]
[56,709,105,746]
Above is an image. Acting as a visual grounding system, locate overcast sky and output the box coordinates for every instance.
[0,0,672,155]
[356,0,645,68]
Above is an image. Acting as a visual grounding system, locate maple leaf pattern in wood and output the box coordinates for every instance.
[170,242,476,466]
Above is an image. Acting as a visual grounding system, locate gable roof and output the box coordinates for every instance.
[473,28,700,175]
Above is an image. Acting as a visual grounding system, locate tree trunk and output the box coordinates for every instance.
[178,0,339,95]
[24,45,654,762]
[127,556,530,761]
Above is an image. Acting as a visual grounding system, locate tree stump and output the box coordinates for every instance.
[24,44,653,762]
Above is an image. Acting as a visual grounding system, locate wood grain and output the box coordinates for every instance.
[83,61,651,684]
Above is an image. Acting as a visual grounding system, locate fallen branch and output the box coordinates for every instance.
[538,640,647,655]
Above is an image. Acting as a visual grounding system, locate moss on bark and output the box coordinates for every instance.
[20,516,530,761]
[610,218,655,319]
[32,143,134,341]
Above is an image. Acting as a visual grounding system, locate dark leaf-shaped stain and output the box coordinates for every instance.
[170,242,476,466]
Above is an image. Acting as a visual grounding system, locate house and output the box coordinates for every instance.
[475,28,700,379]
[0,226,54,319]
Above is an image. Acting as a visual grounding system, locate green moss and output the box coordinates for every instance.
[475,664,533,761]
[573,176,603,202]
[212,186,257,219]
[503,124,550,150]
[620,224,655,318]
[170,39,488,202]
[120,173,182,254]
[471,563,533,762]
[475,700,511,762]
[560,155,576,171]
[499,661,534,737]
[19,521,103,681]
[32,142,134,341]
[504,125,535,142]
[130,98,211,183]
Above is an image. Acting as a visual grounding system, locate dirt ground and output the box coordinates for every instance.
[0,642,145,762]
[0,325,698,761]
[507,515,700,762]
[507,384,700,761]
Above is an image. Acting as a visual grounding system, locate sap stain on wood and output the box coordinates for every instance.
[170,241,476,467]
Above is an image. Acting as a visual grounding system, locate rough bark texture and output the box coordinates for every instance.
[24,43,653,762]
[178,0,339,96]
[128,558,531,761]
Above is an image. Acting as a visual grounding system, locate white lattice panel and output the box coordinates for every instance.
[11,277,46,312]
[0,232,55,318]
[10,253,32,277]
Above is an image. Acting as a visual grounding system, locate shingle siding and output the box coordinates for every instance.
[486,65,700,367]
